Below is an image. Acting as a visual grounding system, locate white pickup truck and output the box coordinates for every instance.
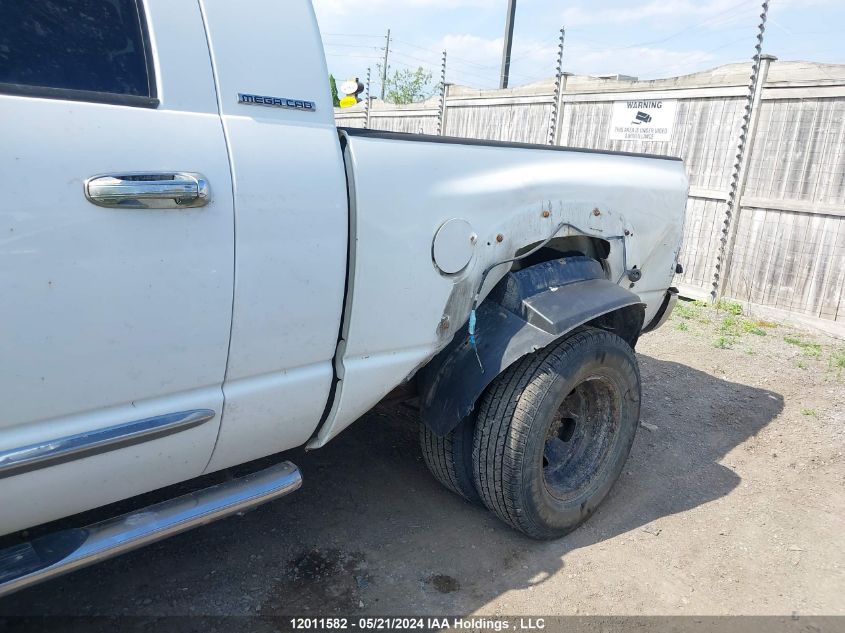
[0,0,687,596]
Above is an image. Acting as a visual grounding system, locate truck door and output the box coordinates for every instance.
[0,0,234,534]
[199,0,350,471]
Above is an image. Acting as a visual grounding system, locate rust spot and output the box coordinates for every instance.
[437,315,451,336]
[542,210,550,218]
[592,208,601,217]
[496,233,504,243]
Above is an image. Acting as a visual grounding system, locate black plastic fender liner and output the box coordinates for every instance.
[418,258,645,438]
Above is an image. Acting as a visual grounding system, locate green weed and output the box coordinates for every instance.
[784,336,822,357]
[720,316,737,333]
[674,303,699,320]
[714,336,734,349]
[742,320,767,336]
[716,300,743,316]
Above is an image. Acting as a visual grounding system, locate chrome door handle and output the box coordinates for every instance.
[85,172,210,209]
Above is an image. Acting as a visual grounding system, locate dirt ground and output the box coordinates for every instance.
[1,301,843,618]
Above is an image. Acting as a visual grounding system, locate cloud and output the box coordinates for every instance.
[428,33,717,85]
[561,0,751,28]
[428,34,558,85]
[561,0,836,28]
[313,0,489,19]
[569,45,718,78]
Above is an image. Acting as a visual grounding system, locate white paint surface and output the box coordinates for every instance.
[199,0,349,471]
[0,0,232,534]
[433,218,476,274]
[312,133,687,446]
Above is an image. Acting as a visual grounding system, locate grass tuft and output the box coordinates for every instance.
[756,319,778,329]
[716,300,743,316]
[714,335,733,349]
[675,303,699,320]
[784,336,822,357]
[742,320,767,336]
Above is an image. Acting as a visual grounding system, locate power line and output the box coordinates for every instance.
[390,38,498,71]
[331,32,546,82]
[325,53,383,60]
[564,2,760,53]
[322,42,383,50]
[390,48,536,86]
[323,32,383,39]
[633,36,756,79]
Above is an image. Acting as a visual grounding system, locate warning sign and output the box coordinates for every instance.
[609,99,677,142]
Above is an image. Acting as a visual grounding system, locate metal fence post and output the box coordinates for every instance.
[711,1,772,302]
[364,67,371,130]
[437,51,448,136]
[555,73,573,146]
[548,28,566,145]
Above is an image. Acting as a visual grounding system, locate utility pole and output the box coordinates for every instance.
[499,0,517,89]
[380,28,391,100]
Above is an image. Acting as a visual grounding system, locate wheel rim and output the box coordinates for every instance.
[542,375,622,502]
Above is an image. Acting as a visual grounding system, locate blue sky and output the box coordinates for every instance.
[312,0,845,91]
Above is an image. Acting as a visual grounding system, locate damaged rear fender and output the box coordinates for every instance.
[417,257,644,437]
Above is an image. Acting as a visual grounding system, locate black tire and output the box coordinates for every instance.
[420,416,481,504]
[472,327,640,539]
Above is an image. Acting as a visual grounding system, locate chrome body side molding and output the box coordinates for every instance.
[0,461,302,597]
[0,409,216,479]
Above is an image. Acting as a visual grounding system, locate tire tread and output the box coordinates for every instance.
[472,327,639,538]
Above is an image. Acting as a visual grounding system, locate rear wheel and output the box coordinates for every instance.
[472,327,640,539]
[420,416,480,504]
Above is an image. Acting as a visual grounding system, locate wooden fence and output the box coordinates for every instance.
[335,60,845,336]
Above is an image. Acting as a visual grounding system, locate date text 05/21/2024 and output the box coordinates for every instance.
[289,618,547,631]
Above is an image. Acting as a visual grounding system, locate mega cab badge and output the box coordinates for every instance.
[238,93,315,111]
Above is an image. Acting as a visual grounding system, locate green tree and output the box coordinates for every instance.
[329,74,340,107]
[377,65,435,105]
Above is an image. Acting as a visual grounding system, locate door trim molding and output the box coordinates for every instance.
[0,410,215,479]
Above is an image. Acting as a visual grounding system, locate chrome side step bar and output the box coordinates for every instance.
[0,461,302,598]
